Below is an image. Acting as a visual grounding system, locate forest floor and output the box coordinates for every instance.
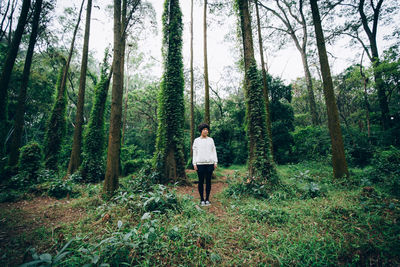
[1,163,399,266]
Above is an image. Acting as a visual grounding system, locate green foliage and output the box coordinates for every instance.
[154,0,186,183]
[238,203,290,225]
[123,158,151,176]
[292,126,331,162]
[243,61,277,184]
[21,239,74,267]
[44,65,67,170]
[211,97,247,166]
[18,142,43,184]
[270,101,295,164]
[48,178,77,199]
[341,127,374,167]
[140,184,180,214]
[369,146,400,196]
[80,50,111,183]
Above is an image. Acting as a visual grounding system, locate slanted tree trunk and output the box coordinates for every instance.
[310,0,349,179]
[154,0,187,184]
[237,0,277,184]
[44,0,85,170]
[190,0,195,159]
[254,0,273,161]
[8,0,43,168]
[203,0,210,125]
[67,0,92,175]
[104,0,123,195]
[0,0,31,156]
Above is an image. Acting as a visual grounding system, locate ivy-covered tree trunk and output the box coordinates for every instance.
[190,0,195,159]
[254,0,273,161]
[236,0,277,184]
[44,64,67,170]
[154,0,187,184]
[310,0,349,179]
[8,0,43,167]
[81,51,112,182]
[44,0,85,170]
[203,0,210,125]
[67,0,92,175]
[0,0,31,156]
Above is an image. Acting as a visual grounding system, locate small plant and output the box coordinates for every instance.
[48,178,76,199]
[140,184,180,214]
[21,239,74,266]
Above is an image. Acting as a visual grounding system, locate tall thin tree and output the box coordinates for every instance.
[190,0,195,159]
[0,0,31,156]
[236,0,277,184]
[203,0,210,125]
[254,0,273,161]
[8,0,43,168]
[44,0,85,170]
[310,0,349,179]
[154,0,187,184]
[103,0,123,195]
[67,0,92,175]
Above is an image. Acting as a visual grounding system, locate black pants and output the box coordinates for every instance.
[197,164,214,201]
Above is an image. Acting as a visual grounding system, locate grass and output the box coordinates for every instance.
[1,161,399,266]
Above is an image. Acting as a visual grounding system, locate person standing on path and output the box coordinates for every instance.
[192,123,218,206]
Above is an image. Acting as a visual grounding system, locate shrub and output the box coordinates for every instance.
[18,142,43,183]
[369,146,400,196]
[122,158,150,176]
[342,127,374,167]
[140,184,180,214]
[292,126,331,162]
[48,178,76,199]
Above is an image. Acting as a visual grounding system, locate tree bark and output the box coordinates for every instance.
[237,0,276,183]
[203,0,210,125]
[8,0,43,167]
[67,0,92,175]
[104,0,123,195]
[310,0,349,179]
[190,0,195,159]
[255,0,274,161]
[0,0,31,155]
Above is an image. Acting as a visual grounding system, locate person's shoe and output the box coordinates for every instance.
[205,200,211,206]
[200,201,206,206]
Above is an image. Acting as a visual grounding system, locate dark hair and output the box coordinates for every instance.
[198,123,210,133]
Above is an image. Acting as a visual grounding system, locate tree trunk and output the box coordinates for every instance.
[300,50,319,125]
[237,0,276,183]
[0,0,31,155]
[310,0,349,179]
[154,0,187,184]
[8,0,43,167]
[203,0,210,125]
[190,0,195,159]
[67,0,92,175]
[255,0,274,161]
[44,0,85,170]
[104,0,123,195]
[358,0,389,129]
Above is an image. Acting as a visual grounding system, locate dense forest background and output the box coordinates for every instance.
[0,0,399,265]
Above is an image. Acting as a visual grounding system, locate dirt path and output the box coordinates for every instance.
[177,169,235,217]
[0,196,87,266]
